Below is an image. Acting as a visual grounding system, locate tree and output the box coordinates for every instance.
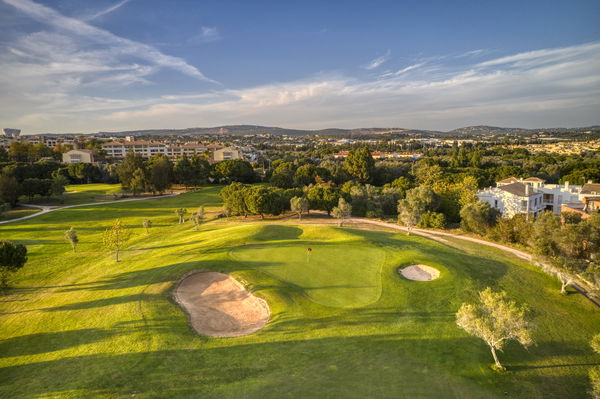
[50,174,69,199]
[8,142,30,162]
[290,196,309,220]
[143,218,152,234]
[343,147,375,183]
[173,155,194,189]
[460,201,499,235]
[531,211,586,294]
[456,287,533,370]
[175,208,187,224]
[0,173,19,207]
[397,199,421,234]
[331,197,352,227]
[0,240,28,288]
[148,155,173,193]
[245,186,284,218]
[64,227,79,253]
[219,182,251,217]
[102,219,130,262]
[307,184,340,215]
[270,162,296,188]
[129,168,149,196]
[213,159,254,183]
[190,206,205,230]
[294,164,317,187]
[397,186,439,234]
[117,152,146,190]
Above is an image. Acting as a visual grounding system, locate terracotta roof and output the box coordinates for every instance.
[497,177,520,184]
[67,149,94,154]
[498,182,538,197]
[524,177,546,182]
[581,183,600,195]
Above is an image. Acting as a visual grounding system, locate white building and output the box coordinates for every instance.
[102,140,213,159]
[478,176,583,218]
[62,149,96,164]
[477,181,544,218]
[212,147,242,162]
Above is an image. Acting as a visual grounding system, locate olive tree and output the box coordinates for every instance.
[290,196,309,220]
[0,240,28,288]
[102,219,130,262]
[64,227,79,252]
[175,208,187,224]
[142,218,152,234]
[190,206,205,230]
[331,197,352,227]
[397,186,439,234]
[456,287,533,370]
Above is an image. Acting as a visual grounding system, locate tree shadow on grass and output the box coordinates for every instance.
[0,329,112,358]
[250,225,303,241]
[0,335,588,399]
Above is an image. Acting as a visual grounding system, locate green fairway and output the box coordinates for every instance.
[231,236,385,307]
[22,183,124,206]
[0,186,599,398]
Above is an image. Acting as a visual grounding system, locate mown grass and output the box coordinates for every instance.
[0,186,599,399]
[0,207,40,221]
[22,183,124,206]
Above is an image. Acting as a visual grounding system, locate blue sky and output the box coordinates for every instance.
[0,0,599,133]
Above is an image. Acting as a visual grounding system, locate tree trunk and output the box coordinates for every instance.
[490,346,503,369]
[298,212,302,220]
[560,279,569,294]
[72,243,77,253]
[115,248,119,262]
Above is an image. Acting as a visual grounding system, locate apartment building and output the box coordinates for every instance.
[102,140,213,159]
[478,176,583,218]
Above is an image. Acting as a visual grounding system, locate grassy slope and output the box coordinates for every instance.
[0,187,598,399]
[0,207,40,221]
[22,183,124,206]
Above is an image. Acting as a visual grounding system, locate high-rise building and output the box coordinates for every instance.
[3,128,21,138]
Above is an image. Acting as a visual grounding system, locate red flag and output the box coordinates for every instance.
[307,248,312,252]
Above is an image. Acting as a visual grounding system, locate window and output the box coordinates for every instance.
[543,194,554,202]
[494,199,498,208]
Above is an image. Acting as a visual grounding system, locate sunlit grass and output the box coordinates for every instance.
[0,186,598,398]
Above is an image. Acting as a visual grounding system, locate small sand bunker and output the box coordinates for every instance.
[175,271,270,337]
[399,264,440,281]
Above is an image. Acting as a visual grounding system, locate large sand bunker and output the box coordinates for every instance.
[175,271,270,337]
[399,264,440,281]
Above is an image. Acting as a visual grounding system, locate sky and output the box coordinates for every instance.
[0,0,599,134]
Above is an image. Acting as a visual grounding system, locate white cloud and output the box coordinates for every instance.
[1,0,216,82]
[1,33,599,132]
[363,50,391,70]
[379,63,425,78]
[191,26,220,44]
[83,0,130,21]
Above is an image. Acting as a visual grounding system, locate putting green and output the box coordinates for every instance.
[231,242,385,308]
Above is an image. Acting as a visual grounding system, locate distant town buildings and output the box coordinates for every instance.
[332,151,422,160]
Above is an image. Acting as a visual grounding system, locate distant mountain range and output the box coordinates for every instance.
[28,124,600,137]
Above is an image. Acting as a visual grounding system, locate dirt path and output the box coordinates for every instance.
[174,271,270,337]
[0,193,180,225]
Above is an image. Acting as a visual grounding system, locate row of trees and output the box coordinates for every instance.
[116,152,256,195]
[458,203,600,294]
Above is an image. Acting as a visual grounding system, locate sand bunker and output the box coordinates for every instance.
[174,271,270,337]
[399,264,440,281]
